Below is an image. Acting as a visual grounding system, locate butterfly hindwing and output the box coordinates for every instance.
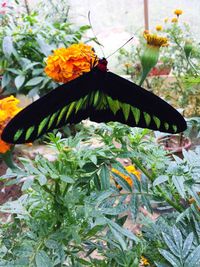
[99,71,186,133]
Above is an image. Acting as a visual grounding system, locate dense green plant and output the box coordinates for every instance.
[0,1,91,97]
[0,122,200,266]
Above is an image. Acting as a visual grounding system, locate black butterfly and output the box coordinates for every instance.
[2,58,186,144]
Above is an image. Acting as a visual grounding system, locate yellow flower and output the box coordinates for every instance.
[140,256,150,266]
[174,9,183,16]
[111,165,141,188]
[144,32,169,47]
[171,17,178,23]
[0,96,21,154]
[45,43,98,83]
[124,63,132,68]
[155,25,163,31]
[164,17,169,23]
[125,165,141,181]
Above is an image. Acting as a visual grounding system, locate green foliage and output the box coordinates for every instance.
[0,1,92,97]
[0,122,200,266]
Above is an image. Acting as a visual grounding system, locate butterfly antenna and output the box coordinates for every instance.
[88,11,105,58]
[106,36,134,59]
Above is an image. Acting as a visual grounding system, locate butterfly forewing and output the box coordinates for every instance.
[2,71,97,144]
[100,72,186,133]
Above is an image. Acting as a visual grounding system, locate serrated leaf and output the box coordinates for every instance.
[185,244,200,267]
[172,175,185,198]
[130,195,139,220]
[109,225,127,251]
[99,164,110,190]
[182,232,193,259]
[172,227,183,254]
[153,175,168,186]
[106,218,139,242]
[162,232,179,256]
[159,249,180,267]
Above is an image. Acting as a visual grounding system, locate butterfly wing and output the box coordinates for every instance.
[93,71,187,133]
[1,71,96,144]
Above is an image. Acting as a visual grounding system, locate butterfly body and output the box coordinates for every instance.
[2,58,186,144]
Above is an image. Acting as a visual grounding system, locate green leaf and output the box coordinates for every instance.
[37,174,47,186]
[153,175,168,186]
[99,164,110,190]
[60,175,74,183]
[182,233,193,259]
[172,175,185,198]
[2,36,15,58]
[130,195,139,220]
[158,249,180,267]
[15,75,25,89]
[109,225,127,251]
[35,250,53,267]
[26,77,44,86]
[172,227,183,254]
[22,177,34,190]
[1,73,11,88]
[162,232,179,256]
[185,245,200,267]
[106,218,139,242]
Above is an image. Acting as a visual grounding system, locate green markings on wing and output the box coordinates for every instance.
[131,107,140,125]
[153,116,161,129]
[172,125,177,133]
[38,116,50,136]
[143,112,151,127]
[57,107,68,125]
[14,129,23,142]
[164,122,169,131]
[48,110,60,130]
[25,126,35,140]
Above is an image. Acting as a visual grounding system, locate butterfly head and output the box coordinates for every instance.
[97,58,108,72]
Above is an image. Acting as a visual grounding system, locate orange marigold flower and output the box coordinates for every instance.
[171,17,178,23]
[174,9,183,16]
[125,165,141,181]
[140,256,150,266]
[111,165,141,188]
[0,96,21,154]
[45,43,98,83]
[155,25,163,31]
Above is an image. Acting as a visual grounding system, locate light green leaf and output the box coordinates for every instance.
[35,250,53,267]
[153,175,168,186]
[15,75,25,89]
[26,77,44,86]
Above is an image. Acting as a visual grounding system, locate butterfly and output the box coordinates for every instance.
[1,57,187,144]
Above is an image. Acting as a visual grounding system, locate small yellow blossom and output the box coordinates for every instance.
[124,63,132,68]
[171,17,178,23]
[164,17,168,23]
[144,32,169,47]
[45,43,98,83]
[0,96,21,154]
[155,25,163,31]
[140,256,150,266]
[174,9,183,16]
